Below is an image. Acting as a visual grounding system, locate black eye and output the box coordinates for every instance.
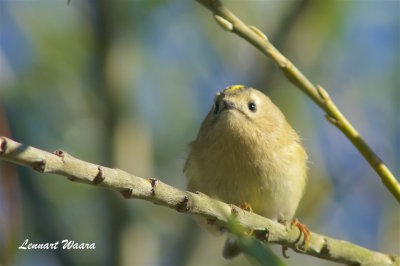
[248,102,257,112]
[214,102,220,114]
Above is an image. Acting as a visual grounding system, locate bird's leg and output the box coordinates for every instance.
[238,202,253,236]
[239,202,253,212]
[291,218,310,250]
[278,218,310,258]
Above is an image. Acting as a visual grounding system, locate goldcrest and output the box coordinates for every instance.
[184,85,308,257]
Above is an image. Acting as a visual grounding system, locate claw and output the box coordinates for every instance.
[281,245,290,258]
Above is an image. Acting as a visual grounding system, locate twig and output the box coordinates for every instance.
[195,0,400,203]
[0,136,398,265]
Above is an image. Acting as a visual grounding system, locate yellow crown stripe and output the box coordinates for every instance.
[226,85,245,92]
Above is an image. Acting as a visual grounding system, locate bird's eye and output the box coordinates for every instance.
[248,102,257,112]
[214,102,220,114]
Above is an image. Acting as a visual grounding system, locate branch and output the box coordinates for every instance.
[195,0,400,203]
[0,137,398,265]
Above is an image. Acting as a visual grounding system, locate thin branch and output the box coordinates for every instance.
[195,0,400,203]
[0,137,398,265]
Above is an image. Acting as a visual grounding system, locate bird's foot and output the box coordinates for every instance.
[238,202,253,236]
[291,218,310,250]
[239,202,253,212]
[279,218,310,258]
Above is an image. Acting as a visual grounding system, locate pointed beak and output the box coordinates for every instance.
[222,99,236,110]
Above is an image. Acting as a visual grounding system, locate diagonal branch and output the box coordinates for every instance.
[0,136,398,265]
[195,0,400,203]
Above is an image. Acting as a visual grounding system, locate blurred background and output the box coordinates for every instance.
[0,0,399,265]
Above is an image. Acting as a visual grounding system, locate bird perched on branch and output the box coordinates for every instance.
[184,85,308,258]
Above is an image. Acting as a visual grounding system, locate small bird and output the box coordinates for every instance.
[184,85,308,258]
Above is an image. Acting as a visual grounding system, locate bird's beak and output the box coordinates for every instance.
[222,99,236,110]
